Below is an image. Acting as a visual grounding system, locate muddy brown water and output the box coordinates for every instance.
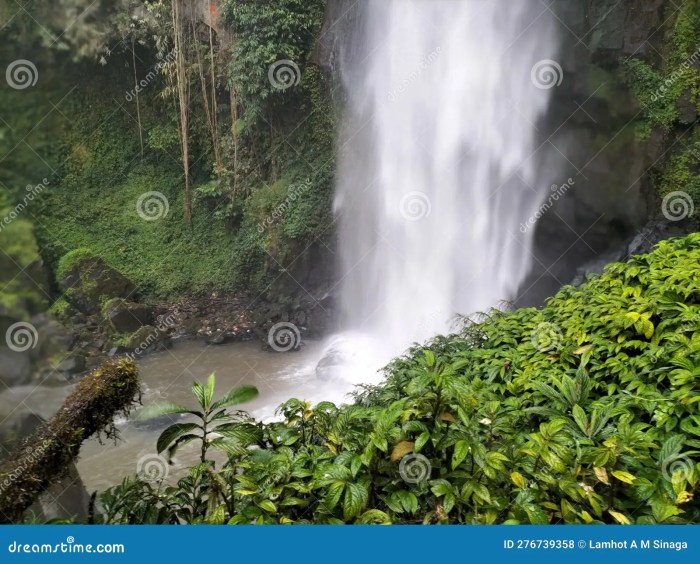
[0,340,364,494]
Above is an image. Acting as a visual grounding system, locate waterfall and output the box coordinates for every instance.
[321,0,560,382]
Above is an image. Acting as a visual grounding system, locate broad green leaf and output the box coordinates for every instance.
[451,440,470,469]
[608,510,631,525]
[611,470,636,484]
[593,467,609,485]
[210,385,259,411]
[510,472,527,489]
[156,423,201,454]
[137,403,202,420]
[343,482,369,521]
[258,500,277,514]
[356,509,391,524]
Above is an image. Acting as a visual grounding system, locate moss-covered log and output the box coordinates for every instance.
[0,359,139,523]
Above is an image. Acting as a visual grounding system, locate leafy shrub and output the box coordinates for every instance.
[98,235,700,525]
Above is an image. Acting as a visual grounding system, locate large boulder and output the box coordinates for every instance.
[103,299,153,333]
[57,250,136,315]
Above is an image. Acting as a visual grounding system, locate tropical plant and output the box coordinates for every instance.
[98,235,700,525]
[138,374,260,463]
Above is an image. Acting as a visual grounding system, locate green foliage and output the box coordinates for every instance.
[99,235,700,524]
[138,374,260,463]
[220,0,326,129]
[622,0,700,138]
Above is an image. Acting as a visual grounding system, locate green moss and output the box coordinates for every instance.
[47,297,71,318]
[56,247,97,281]
[621,0,700,138]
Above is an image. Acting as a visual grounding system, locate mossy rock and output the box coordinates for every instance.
[57,249,136,315]
[112,325,171,356]
[102,298,153,334]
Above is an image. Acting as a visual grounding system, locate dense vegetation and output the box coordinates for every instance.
[90,235,700,524]
[622,0,700,217]
[0,0,332,300]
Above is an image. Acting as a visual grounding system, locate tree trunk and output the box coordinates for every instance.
[0,360,140,523]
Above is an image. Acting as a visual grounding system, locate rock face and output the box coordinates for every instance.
[104,299,153,333]
[515,0,692,306]
[59,255,136,315]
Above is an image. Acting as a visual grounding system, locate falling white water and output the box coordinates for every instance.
[319,0,560,384]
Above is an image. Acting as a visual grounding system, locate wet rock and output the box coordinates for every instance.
[206,329,228,345]
[104,299,153,333]
[677,89,698,125]
[56,355,86,376]
[0,348,32,387]
[117,325,172,356]
[59,254,136,315]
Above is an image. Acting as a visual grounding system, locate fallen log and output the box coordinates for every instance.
[0,358,139,523]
